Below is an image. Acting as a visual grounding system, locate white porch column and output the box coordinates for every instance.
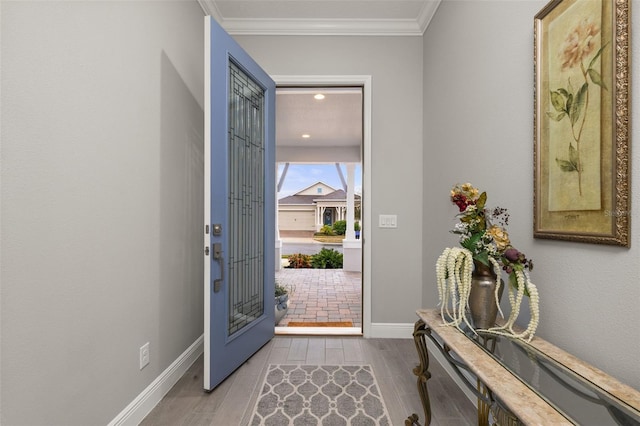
[345,164,356,240]
[275,166,282,271]
[343,163,361,272]
[317,206,325,231]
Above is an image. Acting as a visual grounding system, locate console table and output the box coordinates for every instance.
[406,309,640,426]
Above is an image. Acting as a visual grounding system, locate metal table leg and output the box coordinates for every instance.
[406,319,432,426]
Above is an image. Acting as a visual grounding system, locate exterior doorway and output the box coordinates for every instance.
[275,165,362,334]
[273,77,370,336]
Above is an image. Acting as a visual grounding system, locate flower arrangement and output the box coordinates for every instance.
[437,183,539,342]
[450,183,533,284]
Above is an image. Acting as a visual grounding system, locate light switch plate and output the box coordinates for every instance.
[379,214,397,228]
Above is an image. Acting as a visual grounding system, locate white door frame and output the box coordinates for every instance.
[272,75,372,337]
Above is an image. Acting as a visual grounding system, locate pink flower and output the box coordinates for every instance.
[560,19,600,71]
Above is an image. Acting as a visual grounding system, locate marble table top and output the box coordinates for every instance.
[417,308,640,425]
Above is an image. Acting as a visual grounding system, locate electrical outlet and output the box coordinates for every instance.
[140,342,150,370]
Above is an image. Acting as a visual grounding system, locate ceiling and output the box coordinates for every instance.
[198,0,441,163]
[275,87,362,162]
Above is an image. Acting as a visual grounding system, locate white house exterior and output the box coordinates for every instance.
[278,182,361,233]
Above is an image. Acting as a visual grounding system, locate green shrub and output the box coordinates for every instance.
[319,225,334,235]
[354,221,361,231]
[275,283,288,297]
[332,220,347,235]
[286,253,312,268]
[311,248,343,269]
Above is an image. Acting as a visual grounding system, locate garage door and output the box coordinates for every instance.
[279,210,315,231]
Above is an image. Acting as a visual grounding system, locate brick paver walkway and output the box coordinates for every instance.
[275,268,362,327]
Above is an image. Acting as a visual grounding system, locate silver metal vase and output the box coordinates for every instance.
[468,260,503,329]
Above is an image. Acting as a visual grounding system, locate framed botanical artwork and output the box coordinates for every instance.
[534,0,631,246]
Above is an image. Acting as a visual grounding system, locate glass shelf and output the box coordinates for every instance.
[459,323,640,425]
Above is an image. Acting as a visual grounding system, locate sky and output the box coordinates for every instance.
[277,164,362,198]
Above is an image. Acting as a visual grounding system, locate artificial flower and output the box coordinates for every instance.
[487,225,510,251]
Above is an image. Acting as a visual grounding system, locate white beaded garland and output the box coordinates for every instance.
[436,247,540,342]
[487,269,540,342]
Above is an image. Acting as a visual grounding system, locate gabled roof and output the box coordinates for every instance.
[319,189,348,200]
[293,181,336,196]
[278,194,319,205]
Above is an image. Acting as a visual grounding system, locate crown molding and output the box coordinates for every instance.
[197,0,441,36]
[198,0,223,22]
[219,18,424,36]
[417,0,442,34]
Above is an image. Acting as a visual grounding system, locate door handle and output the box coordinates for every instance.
[213,243,224,293]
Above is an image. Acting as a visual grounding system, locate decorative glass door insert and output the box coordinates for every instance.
[227,61,265,335]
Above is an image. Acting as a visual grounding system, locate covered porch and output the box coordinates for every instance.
[275,268,362,334]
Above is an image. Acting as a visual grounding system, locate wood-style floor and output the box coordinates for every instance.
[140,336,476,426]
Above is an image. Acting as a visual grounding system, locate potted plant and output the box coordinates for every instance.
[354,221,361,239]
[275,282,290,325]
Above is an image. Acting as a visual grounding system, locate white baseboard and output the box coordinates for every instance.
[108,335,204,426]
[369,322,414,339]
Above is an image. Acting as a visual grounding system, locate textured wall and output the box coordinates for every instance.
[423,0,640,390]
[1,2,205,424]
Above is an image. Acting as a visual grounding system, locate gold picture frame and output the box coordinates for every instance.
[534,0,631,246]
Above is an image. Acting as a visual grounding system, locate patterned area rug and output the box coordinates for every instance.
[249,365,391,425]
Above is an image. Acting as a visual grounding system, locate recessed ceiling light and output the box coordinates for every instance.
[302,134,311,139]
[314,94,325,100]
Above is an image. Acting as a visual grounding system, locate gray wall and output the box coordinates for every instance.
[1,1,205,424]
[423,0,640,390]
[234,35,425,323]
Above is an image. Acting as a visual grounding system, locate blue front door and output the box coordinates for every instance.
[324,209,333,226]
[204,16,275,391]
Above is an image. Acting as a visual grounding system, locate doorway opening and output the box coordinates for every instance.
[273,83,366,336]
